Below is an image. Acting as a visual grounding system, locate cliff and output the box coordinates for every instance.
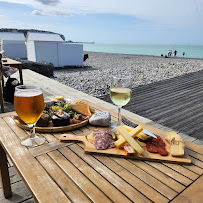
[0,28,65,41]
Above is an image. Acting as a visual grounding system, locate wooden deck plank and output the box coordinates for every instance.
[0,181,33,203]
[99,69,203,140]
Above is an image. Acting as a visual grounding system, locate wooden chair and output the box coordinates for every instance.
[0,52,5,112]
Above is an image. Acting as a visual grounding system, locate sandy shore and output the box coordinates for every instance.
[53,52,203,97]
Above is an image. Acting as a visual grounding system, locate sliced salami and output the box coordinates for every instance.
[93,129,115,150]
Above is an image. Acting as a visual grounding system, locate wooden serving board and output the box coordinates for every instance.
[13,115,89,133]
[60,132,191,164]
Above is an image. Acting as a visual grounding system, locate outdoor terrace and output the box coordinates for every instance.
[0,69,202,202]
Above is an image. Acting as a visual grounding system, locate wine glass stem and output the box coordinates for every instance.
[118,106,122,124]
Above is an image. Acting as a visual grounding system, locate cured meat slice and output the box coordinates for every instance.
[93,129,115,150]
[146,135,168,156]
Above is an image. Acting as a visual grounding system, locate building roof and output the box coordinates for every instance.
[27,32,64,42]
[0,32,25,41]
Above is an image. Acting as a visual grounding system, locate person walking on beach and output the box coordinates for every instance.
[183,52,185,57]
[174,50,178,57]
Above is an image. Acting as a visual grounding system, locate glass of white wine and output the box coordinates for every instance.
[110,75,132,128]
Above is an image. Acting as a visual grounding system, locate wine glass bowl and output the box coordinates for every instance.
[14,85,46,147]
[110,75,132,127]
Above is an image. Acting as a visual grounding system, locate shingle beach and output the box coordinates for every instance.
[54,52,203,97]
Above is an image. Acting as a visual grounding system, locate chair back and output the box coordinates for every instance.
[0,50,5,112]
[0,52,3,71]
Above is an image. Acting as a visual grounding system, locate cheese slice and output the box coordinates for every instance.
[120,125,148,140]
[117,126,144,155]
[165,132,184,157]
[115,125,143,148]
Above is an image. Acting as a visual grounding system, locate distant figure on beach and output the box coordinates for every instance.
[168,50,172,57]
[183,52,185,57]
[174,50,178,57]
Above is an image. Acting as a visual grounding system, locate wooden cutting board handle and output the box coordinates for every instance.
[59,134,86,142]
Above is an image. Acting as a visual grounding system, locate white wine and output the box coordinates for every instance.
[110,87,132,106]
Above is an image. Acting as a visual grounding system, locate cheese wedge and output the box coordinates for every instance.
[117,126,144,155]
[165,132,184,157]
[117,125,148,140]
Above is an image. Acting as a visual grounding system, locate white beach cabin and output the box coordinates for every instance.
[0,32,27,58]
[26,32,83,67]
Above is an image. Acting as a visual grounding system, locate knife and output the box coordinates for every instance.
[121,116,157,139]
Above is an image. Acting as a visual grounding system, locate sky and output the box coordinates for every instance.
[0,0,203,45]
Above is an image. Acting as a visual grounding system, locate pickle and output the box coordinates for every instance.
[111,132,117,141]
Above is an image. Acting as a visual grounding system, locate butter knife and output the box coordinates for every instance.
[121,116,157,139]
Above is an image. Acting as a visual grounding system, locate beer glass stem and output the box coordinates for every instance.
[118,106,121,124]
[28,123,37,139]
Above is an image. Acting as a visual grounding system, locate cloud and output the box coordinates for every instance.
[35,0,60,6]
[0,0,203,28]
[32,9,44,16]
[32,9,72,17]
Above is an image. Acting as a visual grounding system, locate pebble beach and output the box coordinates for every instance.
[54,52,203,97]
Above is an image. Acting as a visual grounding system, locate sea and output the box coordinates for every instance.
[83,43,203,59]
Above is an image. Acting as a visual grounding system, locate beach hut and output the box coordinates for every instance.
[0,32,27,58]
[58,43,83,67]
[26,32,83,67]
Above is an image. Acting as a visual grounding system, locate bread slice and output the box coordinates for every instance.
[70,100,91,116]
[165,132,184,157]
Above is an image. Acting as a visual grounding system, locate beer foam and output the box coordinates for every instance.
[15,90,42,97]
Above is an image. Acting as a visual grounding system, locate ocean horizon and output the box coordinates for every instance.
[83,43,203,59]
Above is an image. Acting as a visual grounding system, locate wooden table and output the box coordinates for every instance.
[2,58,23,84]
[0,102,203,203]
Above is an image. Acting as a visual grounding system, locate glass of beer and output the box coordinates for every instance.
[110,75,132,128]
[14,85,46,147]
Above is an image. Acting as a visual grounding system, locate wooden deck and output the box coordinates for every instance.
[100,69,203,142]
[0,69,203,202]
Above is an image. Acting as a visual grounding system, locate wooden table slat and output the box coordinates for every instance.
[111,157,178,200]
[189,156,203,169]
[183,164,203,175]
[37,154,91,203]
[129,160,185,193]
[48,150,112,203]
[0,118,69,203]
[162,163,199,181]
[95,155,169,203]
[146,162,192,186]
[186,148,203,161]
[171,175,203,202]
[59,147,132,203]
[68,144,151,203]
[39,132,57,143]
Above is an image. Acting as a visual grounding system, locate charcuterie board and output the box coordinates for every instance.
[13,115,89,133]
[60,132,191,164]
